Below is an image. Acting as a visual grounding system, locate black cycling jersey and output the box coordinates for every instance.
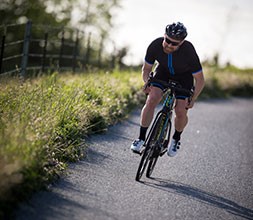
[144,37,202,99]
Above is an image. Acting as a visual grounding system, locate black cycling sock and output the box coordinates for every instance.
[138,126,148,141]
[172,130,183,141]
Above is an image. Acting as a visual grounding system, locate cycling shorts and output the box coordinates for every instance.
[151,70,193,100]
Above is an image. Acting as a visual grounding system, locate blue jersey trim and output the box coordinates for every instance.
[150,82,165,90]
[168,54,175,75]
[176,95,188,100]
[192,69,202,75]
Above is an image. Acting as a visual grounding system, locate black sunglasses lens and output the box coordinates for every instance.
[165,38,179,46]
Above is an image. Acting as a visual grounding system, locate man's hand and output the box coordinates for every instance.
[185,97,194,110]
[142,81,151,94]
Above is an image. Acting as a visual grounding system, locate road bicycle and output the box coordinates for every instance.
[135,77,193,181]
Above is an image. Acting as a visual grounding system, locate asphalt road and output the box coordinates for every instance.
[16,98,253,220]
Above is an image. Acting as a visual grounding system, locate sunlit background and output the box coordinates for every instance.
[111,0,253,68]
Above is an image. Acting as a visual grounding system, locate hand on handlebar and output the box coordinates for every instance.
[185,97,194,109]
[142,81,151,94]
[185,87,195,110]
[142,72,153,94]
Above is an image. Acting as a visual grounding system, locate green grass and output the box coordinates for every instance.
[0,70,144,218]
[0,66,252,218]
[201,66,253,98]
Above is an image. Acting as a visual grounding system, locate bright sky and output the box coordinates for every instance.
[111,0,253,68]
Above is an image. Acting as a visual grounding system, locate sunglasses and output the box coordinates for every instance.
[164,37,181,46]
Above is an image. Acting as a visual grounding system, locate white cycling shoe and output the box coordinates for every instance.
[167,139,181,157]
[130,139,144,154]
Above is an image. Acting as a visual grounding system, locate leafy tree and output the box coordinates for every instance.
[0,0,67,26]
[0,0,125,71]
[0,0,121,38]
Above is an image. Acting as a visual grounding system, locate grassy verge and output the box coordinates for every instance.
[0,70,144,218]
[0,66,252,218]
[201,66,253,98]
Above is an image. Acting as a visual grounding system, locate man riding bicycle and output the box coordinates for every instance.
[131,22,205,157]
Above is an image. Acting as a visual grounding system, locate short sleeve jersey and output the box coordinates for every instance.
[145,37,202,78]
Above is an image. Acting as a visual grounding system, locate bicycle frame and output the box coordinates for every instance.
[144,89,175,149]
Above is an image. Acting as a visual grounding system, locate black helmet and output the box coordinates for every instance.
[165,22,187,40]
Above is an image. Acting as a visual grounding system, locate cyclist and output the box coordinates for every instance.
[131,22,205,157]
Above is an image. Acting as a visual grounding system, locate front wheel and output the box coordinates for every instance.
[146,147,159,178]
[146,114,171,178]
[135,145,152,181]
[135,112,167,181]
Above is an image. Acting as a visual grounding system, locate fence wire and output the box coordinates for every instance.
[0,21,115,78]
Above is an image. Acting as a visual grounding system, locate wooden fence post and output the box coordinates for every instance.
[72,29,79,73]
[20,20,32,78]
[41,32,48,73]
[85,32,91,66]
[59,29,64,70]
[0,34,5,74]
[98,37,103,68]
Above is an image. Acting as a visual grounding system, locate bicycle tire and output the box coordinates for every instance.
[146,151,159,178]
[146,113,169,178]
[135,144,153,181]
[135,111,165,181]
[135,111,167,181]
